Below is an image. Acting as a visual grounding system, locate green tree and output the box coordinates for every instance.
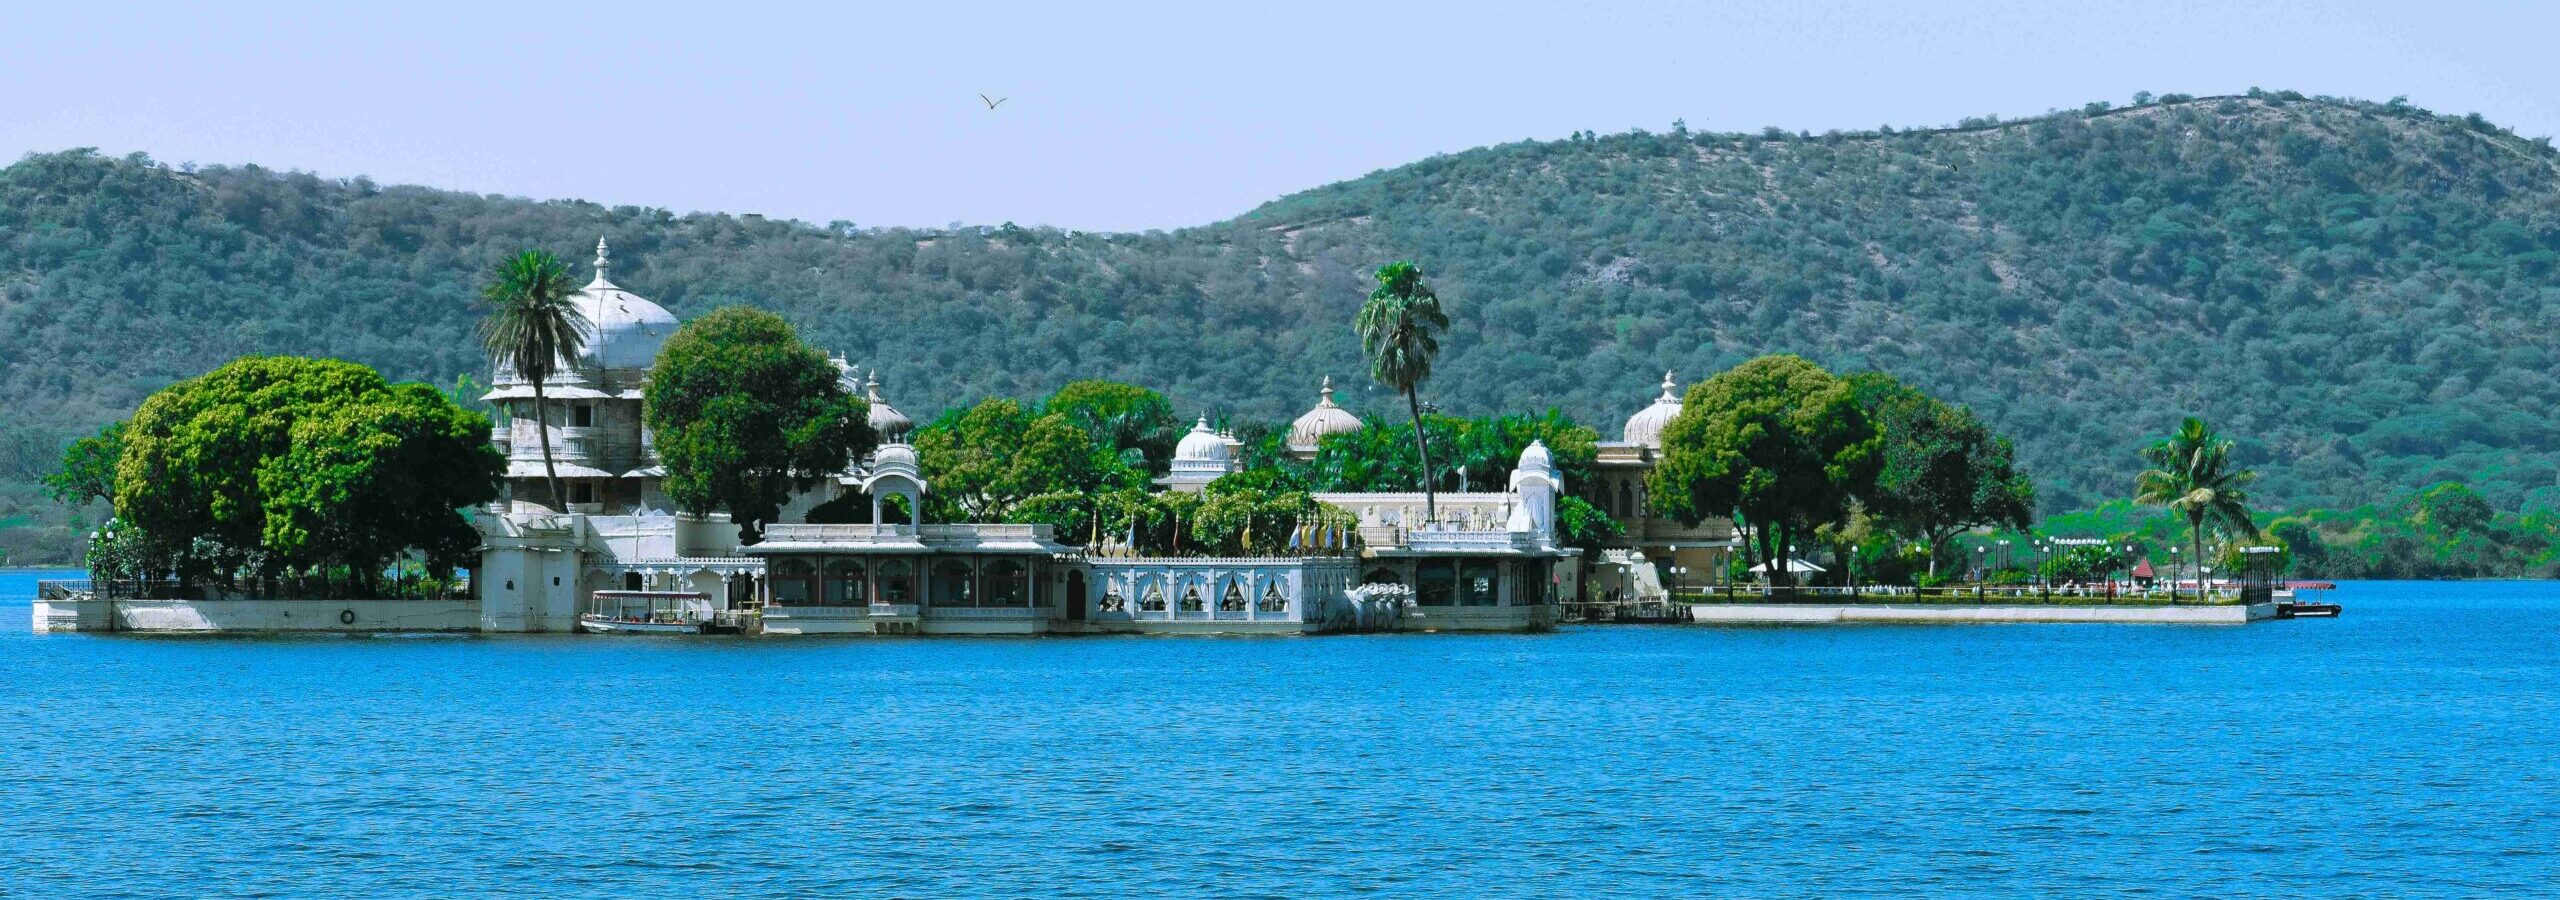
[2411,481,2492,534]
[2134,417,2260,599]
[1849,372,2036,575]
[45,421,124,508]
[113,355,500,591]
[1648,355,1881,587]
[476,249,587,510]
[645,307,875,543]
[914,398,1132,523]
[1044,380,1179,474]
[258,382,500,581]
[1354,261,1450,522]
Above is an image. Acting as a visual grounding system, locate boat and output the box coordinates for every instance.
[577,613,705,634]
[2274,581,2342,618]
[579,590,716,634]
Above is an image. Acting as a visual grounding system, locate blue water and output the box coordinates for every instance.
[2,571,2554,898]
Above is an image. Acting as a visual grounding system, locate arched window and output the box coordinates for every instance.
[825,560,867,605]
[1258,582,1288,613]
[1100,588,1128,613]
[1617,482,1634,518]
[1139,581,1167,612]
[772,559,815,604]
[931,559,975,607]
[1179,584,1204,612]
[1219,579,1248,611]
[986,560,1028,606]
[876,560,914,604]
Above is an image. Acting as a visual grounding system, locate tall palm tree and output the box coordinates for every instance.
[1355,261,1450,523]
[478,249,589,511]
[2135,417,2259,600]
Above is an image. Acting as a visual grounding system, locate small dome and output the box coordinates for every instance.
[863,369,913,439]
[1174,417,1231,464]
[872,442,919,471]
[577,238,680,371]
[1623,371,1684,448]
[1287,377,1363,450]
[1518,439,1553,473]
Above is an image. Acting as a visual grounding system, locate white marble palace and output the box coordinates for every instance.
[472,242,1734,635]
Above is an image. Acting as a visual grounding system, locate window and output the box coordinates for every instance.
[571,404,595,427]
[772,559,815,604]
[1617,482,1634,518]
[622,572,644,591]
[1138,582,1167,611]
[1463,561,1500,606]
[1416,560,1458,606]
[1179,584,1204,612]
[1100,589,1128,613]
[570,481,595,505]
[825,561,867,605]
[876,560,913,604]
[931,559,975,607]
[985,560,1028,606]
[1219,580,1248,611]
[1258,582,1288,613]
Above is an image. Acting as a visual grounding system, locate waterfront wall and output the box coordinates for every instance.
[34,597,479,633]
[1687,602,2274,625]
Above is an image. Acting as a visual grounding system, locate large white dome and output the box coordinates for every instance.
[1623,371,1684,448]
[1287,377,1363,451]
[1174,417,1231,465]
[577,239,679,372]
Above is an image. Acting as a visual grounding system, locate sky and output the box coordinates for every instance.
[5,1,2557,232]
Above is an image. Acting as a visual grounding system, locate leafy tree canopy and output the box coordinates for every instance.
[1848,371,2036,573]
[44,421,123,508]
[645,306,875,542]
[112,355,498,591]
[913,398,1136,523]
[1044,380,1180,475]
[1649,354,1881,584]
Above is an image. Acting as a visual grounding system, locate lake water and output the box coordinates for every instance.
[3,571,2554,897]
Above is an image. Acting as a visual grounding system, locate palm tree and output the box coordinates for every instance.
[1355,261,1450,523]
[478,249,589,511]
[2135,417,2259,600]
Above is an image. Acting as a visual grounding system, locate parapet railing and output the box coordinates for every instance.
[1673,583,2261,607]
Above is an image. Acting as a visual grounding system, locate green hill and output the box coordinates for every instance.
[8,90,2560,563]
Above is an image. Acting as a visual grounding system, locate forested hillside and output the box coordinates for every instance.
[8,90,2560,563]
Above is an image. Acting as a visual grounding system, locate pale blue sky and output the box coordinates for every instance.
[5,1,2554,231]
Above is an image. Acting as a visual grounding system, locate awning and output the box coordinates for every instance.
[504,460,620,479]
[1747,559,1827,574]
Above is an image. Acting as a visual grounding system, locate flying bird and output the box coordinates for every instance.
[980,93,1007,110]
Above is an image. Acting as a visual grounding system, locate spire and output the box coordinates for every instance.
[588,236,615,289]
[1318,375,1337,408]
[865,368,883,402]
[1659,370,1678,402]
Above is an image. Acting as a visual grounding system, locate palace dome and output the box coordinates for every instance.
[1622,371,1684,448]
[864,370,913,439]
[872,442,919,472]
[1174,417,1231,466]
[1287,377,1363,451]
[577,238,680,372]
[1517,438,1553,473]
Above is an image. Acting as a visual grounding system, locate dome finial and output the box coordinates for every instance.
[594,237,611,274]
[1660,370,1678,401]
[866,368,882,402]
[1319,375,1336,407]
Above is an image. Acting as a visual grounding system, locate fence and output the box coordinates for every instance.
[1679,582,2254,607]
